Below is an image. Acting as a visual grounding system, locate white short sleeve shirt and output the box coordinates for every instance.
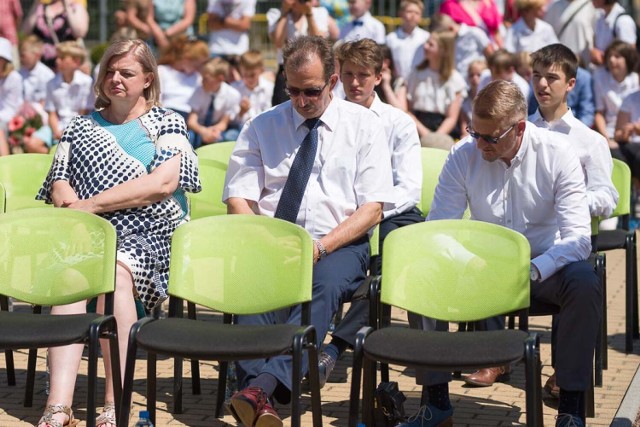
[158,64,201,114]
[44,70,93,131]
[620,91,640,143]
[339,12,386,44]
[504,18,559,54]
[189,81,242,125]
[407,68,467,114]
[20,61,55,104]
[385,27,430,81]
[207,0,256,55]
[594,3,637,51]
[267,7,330,64]
[593,68,639,138]
[231,76,274,127]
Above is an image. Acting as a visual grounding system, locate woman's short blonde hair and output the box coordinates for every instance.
[94,39,160,110]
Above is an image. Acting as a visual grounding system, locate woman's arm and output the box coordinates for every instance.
[614,110,634,142]
[270,1,293,48]
[65,154,182,213]
[126,4,151,35]
[64,0,89,38]
[21,0,40,34]
[436,92,463,135]
[52,180,79,207]
[146,5,170,49]
[164,0,196,37]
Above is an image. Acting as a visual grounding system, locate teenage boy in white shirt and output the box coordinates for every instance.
[339,0,386,44]
[385,0,430,81]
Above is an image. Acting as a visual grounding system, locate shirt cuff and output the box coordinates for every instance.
[530,254,557,282]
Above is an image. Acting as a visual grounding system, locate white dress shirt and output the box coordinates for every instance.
[385,26,430,81]
[20,61,55,104]
[427,123,592,281]
[207,0,256,56]
[620,91,640,143]
[504,18,559,54]
[455,23,491,76]
[593,68,639,138]
[544,0,595,66]
[0,70,23,124]
[231,76,274,127]
[158,65,201,114]
[594,3,637,52]
[189,81,242,125]
[224,97,394,238]
[369,94,422,218]
[530,108,618,217]
[407,68,467,114]
[339,12,386,44]
[44,70,93,131]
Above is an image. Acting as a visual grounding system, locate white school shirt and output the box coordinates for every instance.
[158,64,201,114]
[207,0,256,56]
[189,81,242,125]
[368,94,422,218]
[385,26,430,81]
[427,123,592,281]
[530,108,618,217]
[593,68,639,138]
[44,70,93,131]
[267,7,330,65]
[0,70,23,124]
[455,24,491,76]
[339,12,386,44]
[224,97,394,238]
[407,68,467,114]
[594,3,637,52]
[20,61,55,104]
[231,76,274,127]
[544,0,595,65]
[619,91,640,143]
[504,18,559,54]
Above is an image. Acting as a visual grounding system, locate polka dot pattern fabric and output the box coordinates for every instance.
[37,107,202,310]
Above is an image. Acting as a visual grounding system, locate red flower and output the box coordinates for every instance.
[8,116,24,132]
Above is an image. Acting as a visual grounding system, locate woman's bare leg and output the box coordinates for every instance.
[97,263,137,427]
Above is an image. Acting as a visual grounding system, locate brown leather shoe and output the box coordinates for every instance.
[544,371,560,398]
[230,386,268,427]
[254,401,283,427]
[464,365,511,387]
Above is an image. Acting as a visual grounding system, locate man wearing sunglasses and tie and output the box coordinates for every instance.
[223,35,393,427]
[411,80,600,427]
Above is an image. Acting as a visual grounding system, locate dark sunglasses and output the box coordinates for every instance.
[285,82,329,98]
[466,123,517,144]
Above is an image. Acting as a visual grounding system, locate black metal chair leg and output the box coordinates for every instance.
[626,237,634,352]
[23,348,37,407]
[602,253,609,370]
[215,361,228,418]
[4,350,15,386]
[173,357,183,414]
[147,352,157,425]
[187,302,201,395]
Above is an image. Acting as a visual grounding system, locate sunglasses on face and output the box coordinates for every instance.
[466,123,517,144]
[285,82,329,98]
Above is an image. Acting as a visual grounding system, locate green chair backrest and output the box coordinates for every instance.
[188,159,228,219]
[0,208,117,306]
[0,182,5,213]
[381,219,530,322]
[609,159,631,218]
[0,153,53,212]
[168,215,313,315]
[195,141,236,165]
[419,147,450,216]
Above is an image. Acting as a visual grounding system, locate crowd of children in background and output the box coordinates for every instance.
[0,0,638,185]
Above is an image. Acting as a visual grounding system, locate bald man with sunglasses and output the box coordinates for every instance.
[223,35,393,427]
[409,80,601,427]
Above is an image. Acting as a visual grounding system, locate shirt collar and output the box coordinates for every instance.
[368,92,384,117]
[530,108,574,133]
[290,95,338,132]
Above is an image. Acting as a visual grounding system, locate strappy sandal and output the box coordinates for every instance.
[96,401,117,427]
[36,404,79,427]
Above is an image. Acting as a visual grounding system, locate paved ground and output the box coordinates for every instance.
[1,247,639,426]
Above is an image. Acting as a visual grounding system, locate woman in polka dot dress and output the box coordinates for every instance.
[36,39,201,427]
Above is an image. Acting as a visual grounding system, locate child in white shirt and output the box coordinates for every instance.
[26,41,91,154]
[385,0,430,81]
[504,0,559,54]
[339,0,386,44]
[187,57,242,147]
[19,35,54,109]
[231,50,274,129]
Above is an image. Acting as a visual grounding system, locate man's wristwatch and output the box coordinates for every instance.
[530,265,540,282]
[315,240,327,260]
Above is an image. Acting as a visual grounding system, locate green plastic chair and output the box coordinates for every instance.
[0,208,121,419]
[0,153,52,212]
[195,141,236,165]
[595,159,637,354]
[0,182,5,213]
[418,147,450,216]
[120,215,322,427]
[188,158,228,219]
[349,219,542,427]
